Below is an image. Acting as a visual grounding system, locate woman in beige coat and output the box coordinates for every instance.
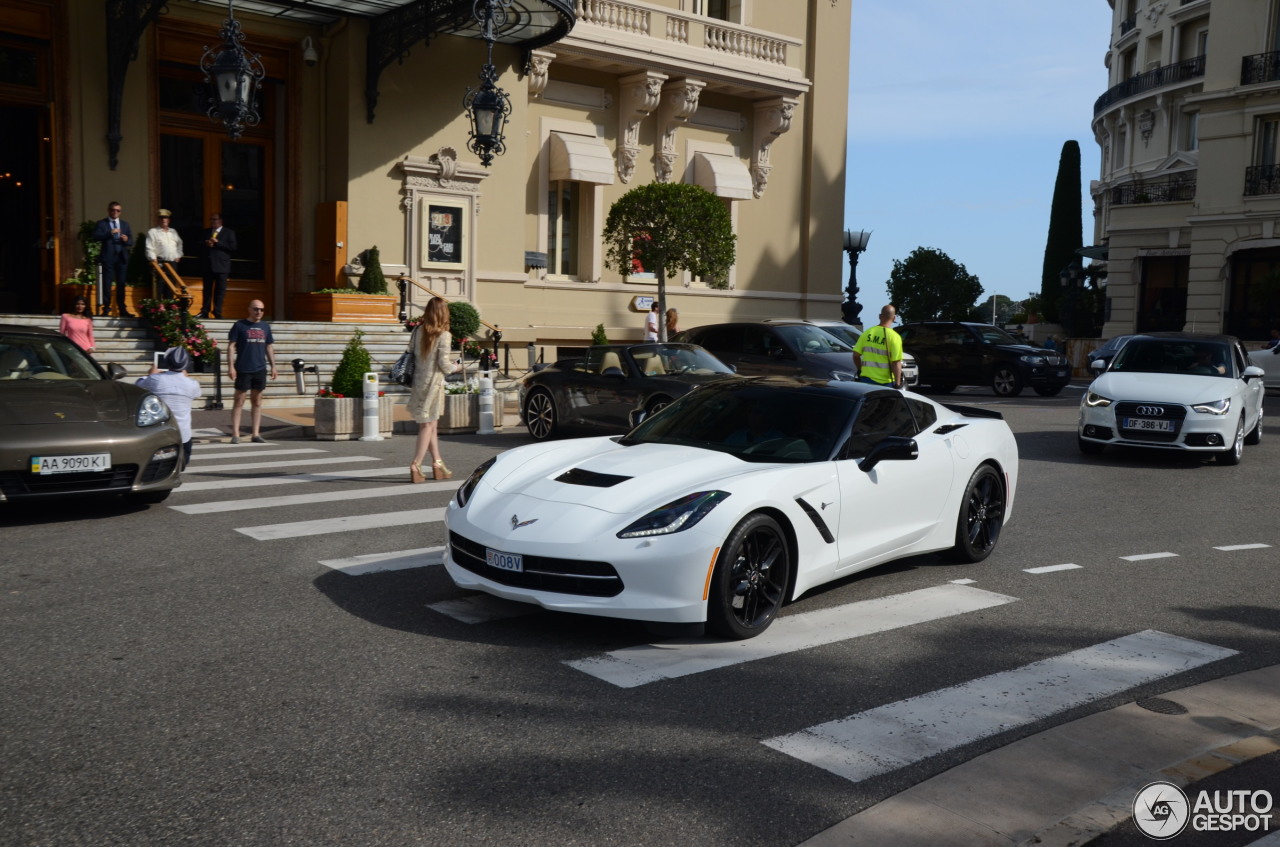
[408,297,461,482]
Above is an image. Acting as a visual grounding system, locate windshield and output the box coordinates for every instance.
[973,325,1022,345]
[620,382,853,463]
[773,324,853,354]
[0,334,103,382]
[628,343,734,376]
[812,324,860,346]
[1110,338,1232,377]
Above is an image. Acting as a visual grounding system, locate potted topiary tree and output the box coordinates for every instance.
[440,300,485,434]
[358,245,389,294]
[290,246,398,322]
[314,328,394,440]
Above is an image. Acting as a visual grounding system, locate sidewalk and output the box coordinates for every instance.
[801,664,1280,847]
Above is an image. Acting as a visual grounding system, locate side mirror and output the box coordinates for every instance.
[107,362,127,380]
[629,408,647,428]
[857,436,919,473]
[1243,365,1265,381]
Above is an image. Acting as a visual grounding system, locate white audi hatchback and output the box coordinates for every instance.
[1078,333,1265,465]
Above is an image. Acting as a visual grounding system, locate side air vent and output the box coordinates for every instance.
[935,423,968,434]
[555,467,633,488]
[795,497,835,544]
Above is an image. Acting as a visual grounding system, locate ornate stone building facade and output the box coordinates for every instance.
[1093,0,1280,341]
[0,0,851,357]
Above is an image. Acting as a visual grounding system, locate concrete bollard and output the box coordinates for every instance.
[478,373,495,434]
[360,371,383,441]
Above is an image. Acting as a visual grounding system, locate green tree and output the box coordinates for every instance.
[603,183,735,341]
[448,301,481,343]
[887,247,983,321]
[1040,140,1083,324]
[330,328,372,397]
[969,294,1016,325]
[591,323,608,345]
[357,246,389,295]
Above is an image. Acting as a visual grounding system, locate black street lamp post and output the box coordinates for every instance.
[842,229,871,326]
[464,0,514,168]
[199,0,266,140]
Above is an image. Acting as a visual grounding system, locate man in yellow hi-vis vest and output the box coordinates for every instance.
[852,304,904,388]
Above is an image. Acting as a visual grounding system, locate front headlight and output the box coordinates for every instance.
[616,490,730,538]
[1020,354,1047,366]
[456,457,496,508]
[1084,390,1113,408]
[136,394,171,427]
[829,370,858,381]
[1191,398,1231,415]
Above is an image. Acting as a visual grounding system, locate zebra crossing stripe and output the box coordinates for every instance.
[1214,543,1271,551]
[192,441,273,451]
[427,595,539,624]
[320,546,445,575]
[1024,564,1082,574]
[186,448,328,460]
[237,507,447,540]
[566,584,1017,688]
[183,456,380,473]
[179,466,416,492]
[172,483,457,514]
[762,630,1237,784]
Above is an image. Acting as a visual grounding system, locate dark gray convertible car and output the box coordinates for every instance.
[519,343,738,440]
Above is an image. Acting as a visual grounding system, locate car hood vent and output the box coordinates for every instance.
[555,467,633,488]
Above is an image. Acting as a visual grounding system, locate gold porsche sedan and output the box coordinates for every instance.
[0,324,182,504]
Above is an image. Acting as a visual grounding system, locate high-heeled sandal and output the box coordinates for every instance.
[432,460,452,480]
[409,462,426,484]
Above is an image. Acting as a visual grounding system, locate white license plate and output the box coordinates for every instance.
[486,548,524,573]
[31,453,111,475]
[1056,370,1068,377]
[1123,417,1173,432]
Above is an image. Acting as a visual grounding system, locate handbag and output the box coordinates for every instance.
[390,348,415,386]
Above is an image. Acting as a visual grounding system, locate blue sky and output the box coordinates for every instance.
[845,1,1115,315]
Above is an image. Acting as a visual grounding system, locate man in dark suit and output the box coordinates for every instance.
[92,201,134,317]
[197,212,237,319]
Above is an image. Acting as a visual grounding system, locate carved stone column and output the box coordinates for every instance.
[656,79,705,183]
[751,96,797,198]
[617,70,667,183]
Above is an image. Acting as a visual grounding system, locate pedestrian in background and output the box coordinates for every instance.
[1265,328,1280,350]
[227,299,276,444]
[665,307,679,338]
[145,208,184,283]
[197,212,236,319]
[92,201,133,317]
[136,347,202,469]
[644,302,660,341]
[407,297,462,483]
[852,304,904,388]
[59,296,95,353]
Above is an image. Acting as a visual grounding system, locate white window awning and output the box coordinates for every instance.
[549,132,615,184]
[692,152,753,200]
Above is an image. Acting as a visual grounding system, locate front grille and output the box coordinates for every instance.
[449,531,624,597]
[1114,402,1187,443]
[0,465,139,498]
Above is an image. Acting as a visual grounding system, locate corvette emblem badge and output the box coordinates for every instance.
[511,515,538,530]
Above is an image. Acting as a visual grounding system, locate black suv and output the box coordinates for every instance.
[673,321,860,382]
[896,321,1071,397]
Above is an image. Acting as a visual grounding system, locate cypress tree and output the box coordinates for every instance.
[1040,140,1083,325]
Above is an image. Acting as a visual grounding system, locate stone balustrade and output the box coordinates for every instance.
[574,0,792,66]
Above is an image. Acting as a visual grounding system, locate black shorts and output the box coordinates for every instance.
[234,371,267,392]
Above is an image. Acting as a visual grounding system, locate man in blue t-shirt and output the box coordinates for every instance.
[227,299,277,444]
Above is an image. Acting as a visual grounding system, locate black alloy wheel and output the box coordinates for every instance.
[646,395,673,416]
[1217,415,1245,465]
[524,388,559,441]
[991,366,1023,397]
[707,513,790,639]
[951,464,1005,562]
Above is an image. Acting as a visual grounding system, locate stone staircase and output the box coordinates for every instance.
[1,314,421,408]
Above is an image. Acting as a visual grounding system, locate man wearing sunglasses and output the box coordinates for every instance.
[227,300,277,444]
[197,212,237,320]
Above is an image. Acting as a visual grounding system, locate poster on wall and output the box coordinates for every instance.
[426,204,463,265]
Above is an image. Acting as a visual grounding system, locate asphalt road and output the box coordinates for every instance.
[3,384,1278,847]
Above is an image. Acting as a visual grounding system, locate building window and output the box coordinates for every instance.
[1137,256,1189,333]
[547,180,581,277]
[691,0,741,23]
[1181,111,1198,151]
[1227,248,1280,339]
[1255,116,1280,166]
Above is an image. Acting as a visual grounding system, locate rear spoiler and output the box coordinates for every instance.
[942,403,1004,420]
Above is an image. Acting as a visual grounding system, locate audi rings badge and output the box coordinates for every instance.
[1136,405,1166,417]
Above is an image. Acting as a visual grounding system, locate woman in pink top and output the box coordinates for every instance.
[59,296,95,353]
